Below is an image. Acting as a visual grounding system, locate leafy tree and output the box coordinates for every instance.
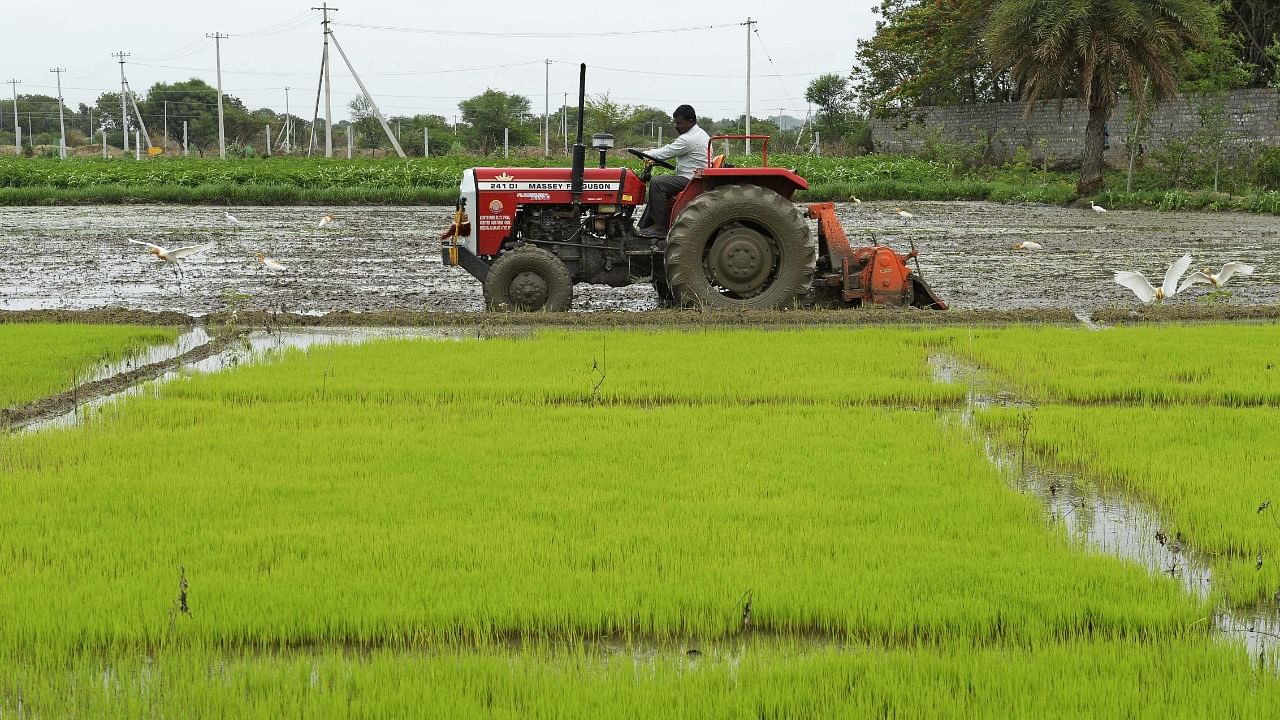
[853,0,1012,116]
[986,0,1218,195]
[584,93,631,137]
[1224,0,1279,86]
[348,94,384,149]
[804,74,855,140]
[458,89,532,154]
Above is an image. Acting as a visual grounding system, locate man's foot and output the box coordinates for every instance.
[635,226,667,239]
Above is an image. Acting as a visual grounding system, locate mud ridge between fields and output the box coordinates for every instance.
[6,305,1280,329]
[0,330,245,431]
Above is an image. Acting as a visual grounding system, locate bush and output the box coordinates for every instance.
[1256,147,1280,190]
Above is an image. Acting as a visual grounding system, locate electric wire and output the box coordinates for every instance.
[331,21,738,38]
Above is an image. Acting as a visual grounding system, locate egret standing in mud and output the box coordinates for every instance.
[1177,262,1255,293]
[1012,241,1043,251]
[895,208,914,219]
[1113,254,1194,304]
[848,196,862,205]
[128,239,216,281]
[256,252,288,272]
[318,213,336,228]
[1090,201,1107,213]
[224,211,240,225]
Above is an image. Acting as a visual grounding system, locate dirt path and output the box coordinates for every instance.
[1,202,1276,314]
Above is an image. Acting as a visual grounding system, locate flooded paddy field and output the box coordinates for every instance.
[1,201,1278,315]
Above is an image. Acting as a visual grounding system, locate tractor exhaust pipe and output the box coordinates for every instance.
[571,63,587,213]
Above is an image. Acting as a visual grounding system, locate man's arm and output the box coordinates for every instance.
[647,133,690,162]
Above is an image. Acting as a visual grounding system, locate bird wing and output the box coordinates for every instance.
[1114,271,1156,303]
[1216,262,1255,286]
[167,242,216,259]
[1177,271,1213,294]
[1161,254,1194,298]
[128,239,166,253]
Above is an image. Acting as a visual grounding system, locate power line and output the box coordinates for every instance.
[331,21,739,38]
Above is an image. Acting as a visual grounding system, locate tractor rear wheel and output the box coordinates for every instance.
[483,245,574,312]
[664,184,815,310]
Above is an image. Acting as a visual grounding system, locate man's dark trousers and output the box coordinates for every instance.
[639,174,691,232]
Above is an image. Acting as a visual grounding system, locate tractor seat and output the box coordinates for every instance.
[710,155,735,169]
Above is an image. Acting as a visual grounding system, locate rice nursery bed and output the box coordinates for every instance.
[0,323,178,407]
[2,324,1279,715]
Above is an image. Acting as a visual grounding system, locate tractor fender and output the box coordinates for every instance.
[669,168,808,226]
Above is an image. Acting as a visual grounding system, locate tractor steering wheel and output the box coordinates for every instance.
[627,147,676,171]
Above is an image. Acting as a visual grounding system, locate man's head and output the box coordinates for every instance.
[673,105,697,134]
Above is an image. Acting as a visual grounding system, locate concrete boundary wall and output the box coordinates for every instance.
[869,89,1280,165]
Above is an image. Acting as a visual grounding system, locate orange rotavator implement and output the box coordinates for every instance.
[806,202,948,310]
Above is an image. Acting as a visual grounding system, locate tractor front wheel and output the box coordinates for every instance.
[483,245,574,312]
[664,184,815,310]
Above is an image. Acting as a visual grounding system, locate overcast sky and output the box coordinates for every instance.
[4,1,879,124]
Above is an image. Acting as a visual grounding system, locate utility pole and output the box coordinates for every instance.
[312,3,338,157]
[424,126,428,157]
[163,100,168,151]
[112,52,129,151]
[50,68,67,158]
[5,79,19,155]
[744,17,755,155]
[183,120,188,156]
[563,92,568,153]
[283,86,292,152]
[544,59,550,157]
[206,33,229,159]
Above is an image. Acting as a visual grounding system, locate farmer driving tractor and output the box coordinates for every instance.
[634,104,710,239]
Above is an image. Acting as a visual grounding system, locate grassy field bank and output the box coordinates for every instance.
[2,324,1278,715]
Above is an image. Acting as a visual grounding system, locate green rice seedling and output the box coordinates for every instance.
[979,405,1280,606]
[154,328,967,408]
[948,324,1280,406]
[2,327,1273,714]
[2,638,1278,718]
[0,331,1208,657]
[0,323,178,407]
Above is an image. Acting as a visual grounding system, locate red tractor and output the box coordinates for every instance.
[441,65,946,312]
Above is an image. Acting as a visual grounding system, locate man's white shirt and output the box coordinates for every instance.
[648,124,711,180]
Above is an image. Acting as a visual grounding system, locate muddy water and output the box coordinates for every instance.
[931,354,1280,666]
[1,202,1276,314]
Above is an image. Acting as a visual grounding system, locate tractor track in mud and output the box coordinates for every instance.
[2,201,1278,315]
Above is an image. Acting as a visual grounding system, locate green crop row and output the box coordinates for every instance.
[157,329,966,408]
[0,323,178,408]
[946,324,1280,406]
[5,639,1276,719]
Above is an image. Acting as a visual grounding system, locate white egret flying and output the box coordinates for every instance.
[1113,254,1194,304]
[1177,262,1255,293]
[128,239,216,279]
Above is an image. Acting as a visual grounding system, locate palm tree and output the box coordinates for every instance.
[986,0,1218,196]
